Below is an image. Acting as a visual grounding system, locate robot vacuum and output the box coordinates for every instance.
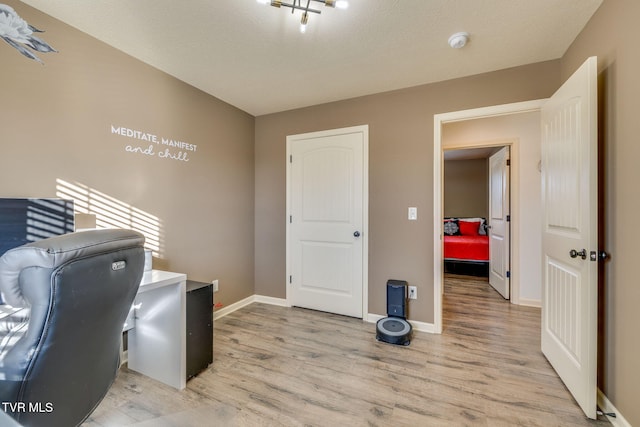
[376,280,412,346]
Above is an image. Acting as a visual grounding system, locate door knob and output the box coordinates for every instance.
[353,231,361,237]
[569,249,587,260]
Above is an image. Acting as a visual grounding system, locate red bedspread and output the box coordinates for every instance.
[444,235,489,262]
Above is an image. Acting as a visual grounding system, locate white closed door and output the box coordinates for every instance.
[288,126,367,318]
[488,146,510,299]
[541,56,598,419]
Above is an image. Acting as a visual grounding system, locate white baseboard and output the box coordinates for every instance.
[213,295,255,320]
[214,295,289,320]
[598,388,631,427]
[254,295,288,307]
[366,313,436,333]
[365,313,385,324]
[518,298,541,308]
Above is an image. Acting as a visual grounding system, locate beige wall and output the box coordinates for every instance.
[443,159,488,218]
[255,60,560,322]
[561,0,640,423]
[0,1,255,308]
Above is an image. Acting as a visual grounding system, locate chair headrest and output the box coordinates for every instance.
[0,229,145,307]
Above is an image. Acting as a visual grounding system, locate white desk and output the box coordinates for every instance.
[127,270,187,390]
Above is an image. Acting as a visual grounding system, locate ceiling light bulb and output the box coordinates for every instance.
[448,32,469,49]
[335,0,349,9]
[300,11,308,33]
[256,0,269,4]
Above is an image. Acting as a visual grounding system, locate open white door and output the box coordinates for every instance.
[541,56,598,419]
[488,147,510,299]
[287,126,367,318]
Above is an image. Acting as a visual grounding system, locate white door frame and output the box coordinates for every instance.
[433,100,545,334]
[286,124,369,318]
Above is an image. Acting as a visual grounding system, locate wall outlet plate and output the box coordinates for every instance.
[408,207,418,220]
[212,279,219,292]
[408,285,417,299]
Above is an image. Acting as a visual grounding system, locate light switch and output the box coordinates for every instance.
[408,207,417,220]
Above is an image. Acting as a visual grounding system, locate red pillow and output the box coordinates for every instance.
[459,220,480,236]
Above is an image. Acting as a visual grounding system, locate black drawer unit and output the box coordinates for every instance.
[186,280,213,380]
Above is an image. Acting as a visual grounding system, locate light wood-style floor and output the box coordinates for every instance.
[84,274,611,426]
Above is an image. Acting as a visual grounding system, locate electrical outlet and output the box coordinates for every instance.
[408,285,417,300]
[408,207,418,221]
[212,279,219,293]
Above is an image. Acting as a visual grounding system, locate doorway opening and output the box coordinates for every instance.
[442,145,511,300]
[433,100,546,334]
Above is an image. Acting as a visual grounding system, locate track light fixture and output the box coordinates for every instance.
[256,0,349,33]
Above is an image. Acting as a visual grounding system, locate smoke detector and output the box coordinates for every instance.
[448,32,469,49]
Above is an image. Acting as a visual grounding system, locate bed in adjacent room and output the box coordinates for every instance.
[443,217,489,277]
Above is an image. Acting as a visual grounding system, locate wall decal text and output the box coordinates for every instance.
[112,125,197,163]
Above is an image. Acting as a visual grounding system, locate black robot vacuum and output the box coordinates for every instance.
[376,280,412,346]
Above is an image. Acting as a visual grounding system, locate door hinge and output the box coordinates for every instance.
[506,215,511,222]
[506,270,510,278]
[506,159,511,166]
[289,215,292,223]
[289,275,292,284]
[289,155,292,163]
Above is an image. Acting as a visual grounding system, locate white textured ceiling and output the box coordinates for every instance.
[20,0,602,116]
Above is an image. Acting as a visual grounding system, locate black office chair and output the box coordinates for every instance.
[0,229,145,427]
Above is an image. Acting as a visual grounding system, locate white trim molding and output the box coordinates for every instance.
[214,295,289,320]
[213,295,255,320]
[598,389,631,427]
[518,298,541,308]
[254,295,289,307]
